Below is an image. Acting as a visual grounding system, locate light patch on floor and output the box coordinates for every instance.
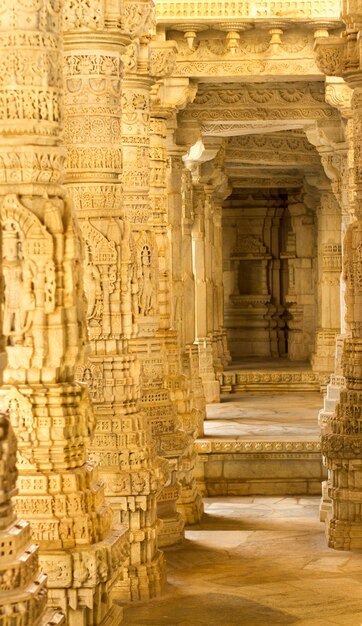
[121,497,362,626]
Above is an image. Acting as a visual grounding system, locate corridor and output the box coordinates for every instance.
[122,496,362,626]
[1,0,362,623]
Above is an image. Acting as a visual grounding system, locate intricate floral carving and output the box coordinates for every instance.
[149,41,178,78]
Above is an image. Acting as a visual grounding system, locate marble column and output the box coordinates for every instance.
[0,0,128,622]
[284,190,317,362]
[147,105,189,542]
[315,20,362,547]
[63,12,169,599]
[313,84,353,520]
[192,185,221,403]
[321,83,362,549]
[142,78,203,530]
[166,145,205,437]
[312,187,342,375]
[212,198,231,370]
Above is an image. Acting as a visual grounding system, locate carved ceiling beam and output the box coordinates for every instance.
[225,132,321,167]
[229,174,304,189]
[164,26,326,81]
[180,82,340,129]
[200,120,307,136]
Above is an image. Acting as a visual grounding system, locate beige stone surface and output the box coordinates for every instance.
[204,392,322,439]
[1,0,362,623]
[0,415,64,626]
[122,496,362,625]
[197,392,325,496]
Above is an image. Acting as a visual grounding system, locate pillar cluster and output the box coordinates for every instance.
[0,1,362,624]
[0,0,128,623]
[314,4,362,548]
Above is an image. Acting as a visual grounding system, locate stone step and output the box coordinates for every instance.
[195,438,325,497]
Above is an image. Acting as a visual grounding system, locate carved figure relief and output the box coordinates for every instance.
[80,220,118,339]
[2,222,35,343]
[138,244,154,316]
[0,195,57,371]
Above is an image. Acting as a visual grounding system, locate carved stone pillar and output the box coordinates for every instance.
[192,185,221,403]
[322,84,362,549]
[311,188,342,375]
[0,415,64,625]
[157,130,204,524]
[307,85,354,520]
[167,146,205,436]
[284,191,317,362]
[213,198,231,370]
[223,191,283,361]
[315,22,362,548]
[142,78,203,530]
[0,1,128,622]
[63,15,169,600]
[146,111,186,546]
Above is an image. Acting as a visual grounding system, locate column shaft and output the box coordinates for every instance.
[0,1,127,622]
[63,31,167,599]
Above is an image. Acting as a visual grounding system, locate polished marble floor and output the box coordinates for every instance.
[204,393,322,441]
[122,497,362,626]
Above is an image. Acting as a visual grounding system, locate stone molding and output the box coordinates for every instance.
[195,439,321,454]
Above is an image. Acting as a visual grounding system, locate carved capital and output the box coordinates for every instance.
[63,0,104,32]
[148,40,178,79]
[151,77,197,115]
[325,77,353,117]
[120,0,155,39]
[314,36,347,76]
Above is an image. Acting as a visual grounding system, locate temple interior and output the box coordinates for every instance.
[0,0,361,625]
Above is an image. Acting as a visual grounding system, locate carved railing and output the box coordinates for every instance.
[156,0,342,22]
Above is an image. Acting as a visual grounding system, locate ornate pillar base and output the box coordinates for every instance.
[319,373,346,522]
[322,359,362,549]
[197,339,221,404]
[176,475,204,525]
[157,479,184,547]
[0,416,65,626]
[319,479,332,522]
[1,383,129,625]
[325,455,362,550]
[116,549,166,602]
[131,333,191,544]
[183,344,206,437]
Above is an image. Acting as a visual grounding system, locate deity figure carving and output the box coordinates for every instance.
[2,221,34,345]
[138,244,154,315]
[84,253,102,322]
